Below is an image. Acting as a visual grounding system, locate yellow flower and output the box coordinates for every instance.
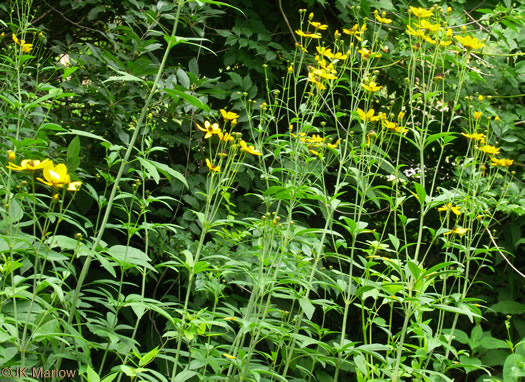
[439,40,453,47]
[327,139,340,149]
[67,181,83,191]
[357,108,381,122]
[374,11,392,24]
[342,24,364,41]
[12,34,19,44]
[409,6,433,18]
[490,157,514,167]
[309,21,328,30]
[196,120,221,139]
[240,140,262,156]
[480,145,500,155]
[455,35,485,50]
[311,68,337,80]
[7,158,52,172]
[446,29,453,38]
[397,111,406,121]
[361,80,382,93]
[474,111,482,120]
[438,203,461,216]
[461,132,486,144]
[223,353,237,360]
[7,150,16,162]
[415,20,440,32]
[444,227,469,236]
[37,163,71,188]
[307,71,327,90]
[223,317,237,321]
[478,95,484,101]
[218,131,234,142]
[447,6,452,14]
[21,43,33,53]
[295,30,321,39]
[205,158,221,172]
[220,109,239,121]
[358,47,371,60]
[406,25,426,39]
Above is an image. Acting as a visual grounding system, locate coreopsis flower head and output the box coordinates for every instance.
[205,158,220,172]
[311,68,338,80]
[240,140,262,156]
[327,139,341,149]
[440,40,453,47]
[361,80,382,93]
[37,163,71,188]
[220,109,239,121]
[406,25,426,39]
[397,111,406,121]
[358,47,371,60]
[438,203,461,216]
[480,145,500,155]
[196,120,221,139]
[342,24,364,41]
[218,131,234,142]
[490,157,514,167]
[409,6,433,18]
[295,30,321,39]
[461,132,486,144]
[307,71,327,90]
[455,35,485,50]
[374,10,392,24]
[67,181,82,191]
[12,34,19,44]
[309,21,328,30]
[7,150,16,162]
[357,108,381,122]
[21,43,33,52]
[478,95,484,101]
[444,227,469,236]
[7,158,52,172]
[416,20,441,32]
[474,111,482,120]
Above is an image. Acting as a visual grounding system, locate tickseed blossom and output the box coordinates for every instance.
[220,109,239,121]
[455,35,485,50]
[383,120,408,134]
[307,71,327,91]
[205,158,220,172]
[415,20,441,32]
[12,34,33,52]
[461,132,486,144]
[7,158,52,171]
[474,111,482,120]
[218,131,234,142]
[438,203,461,216]
[309,21,328,30]
[342,24,366,41]
[295,30,321,39]
[196,121,220,139]
[490,157,514,167]
[444,227,469,236]
[67,181,83,192]
[223,353,237,360]
[357,108,381,122]
[406,25,426,39]
[361,80,382,93]
[7,150,16,162]
[409,6,433,18]
[240,140,262,156]
[374,10,392,24]
[37,163,71,188]
[480,145,500,155]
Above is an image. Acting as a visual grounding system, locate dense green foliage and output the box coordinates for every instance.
[0,0,524,381]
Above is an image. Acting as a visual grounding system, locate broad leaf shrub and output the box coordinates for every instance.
[0,1,524,382]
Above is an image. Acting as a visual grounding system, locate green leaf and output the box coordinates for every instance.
[173,370,198,382]
[57,129,110,144]
[299,297,315,320]
[414,182,426,203]
[86,365,100,382]
[106,245,155,272]
[67,136,81,172]
[137,157,160,183]
[102,70,146,84]
[490,301,525,314]
[480,336,510,350]
[163,88,210,112]
[148,159,188,189]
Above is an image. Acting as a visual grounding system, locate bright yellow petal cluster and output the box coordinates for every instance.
[480,145,500,155]
[490,157,514,167]
[205,158,220,172]
[444,227,469,236]
[461,132,486,144]
[361,80,382,93]
[308,21,328,30]
[455,35,485,50]
[7,158,52,171]
[416,20,441,32]
[220,109,239,121]
[383,120,408,134]
[357,108,381,122]
[295,30,321,39]
[438,203,461,216]
[342,24,367,41]
[240,140,262,156]
[196,120,221,139]
[409,6,433,18]
[12,33,33,52]
[374,11,392,24]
